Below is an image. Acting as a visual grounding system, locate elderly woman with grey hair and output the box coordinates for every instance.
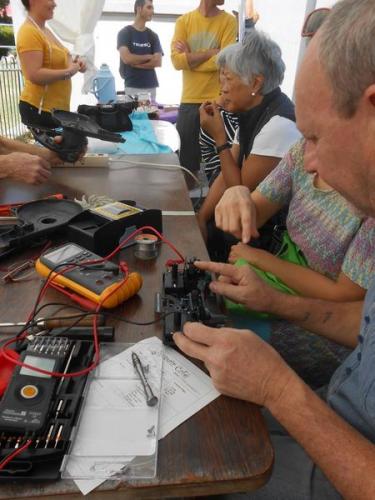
[197,30,301,246]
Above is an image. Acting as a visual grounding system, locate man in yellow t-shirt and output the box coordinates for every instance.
[171,0,236,173]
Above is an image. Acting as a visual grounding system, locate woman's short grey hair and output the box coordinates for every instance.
[216,30,285,95]
[319,0,375,117]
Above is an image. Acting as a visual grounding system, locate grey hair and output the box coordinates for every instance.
[319,0,375,117]
[216,30,285,95]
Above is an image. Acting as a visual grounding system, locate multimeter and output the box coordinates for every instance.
[35,243,143,308]
[0,338,71,433]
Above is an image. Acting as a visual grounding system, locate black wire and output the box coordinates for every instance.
[12,300,171,340]
[4,248,170,348]
[30,301,170,326]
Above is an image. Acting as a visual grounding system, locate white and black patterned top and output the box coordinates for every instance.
[199,108,239,184]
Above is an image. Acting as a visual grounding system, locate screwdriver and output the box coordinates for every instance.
[0,314,105,330]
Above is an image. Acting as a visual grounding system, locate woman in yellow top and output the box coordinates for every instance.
[17,0,86,128]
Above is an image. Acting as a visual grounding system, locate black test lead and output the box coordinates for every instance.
[131,352,158,407]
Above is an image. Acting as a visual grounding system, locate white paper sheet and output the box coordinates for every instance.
[70,336,220,495]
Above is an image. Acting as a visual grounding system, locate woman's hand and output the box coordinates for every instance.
[215,186,259,243]
[199,101,226,144]
[228,243,272,269]
[75,56,87,73]
[66,61,80,78]
[228,242,258,264]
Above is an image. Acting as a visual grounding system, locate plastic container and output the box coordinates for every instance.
[0,349,20,396]
[91,64,117,104]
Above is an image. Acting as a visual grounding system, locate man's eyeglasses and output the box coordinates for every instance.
[301,8,331,38]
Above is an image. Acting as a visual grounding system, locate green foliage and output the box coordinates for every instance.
[0,24,14,45]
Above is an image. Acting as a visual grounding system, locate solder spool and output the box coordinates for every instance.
[134,233,159,260]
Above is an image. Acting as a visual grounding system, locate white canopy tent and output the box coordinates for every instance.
[9,0,337,106]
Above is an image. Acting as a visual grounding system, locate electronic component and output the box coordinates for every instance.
[0,337,70,434]
[30,110,125,163]
[156,258,228,345]
[35,243,142,309]
[0,337,94,480]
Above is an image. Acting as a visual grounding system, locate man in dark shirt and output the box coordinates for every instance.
[117,0,163,102]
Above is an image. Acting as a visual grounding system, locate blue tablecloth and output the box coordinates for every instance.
[87,112,173,155]
[118,112,172,154]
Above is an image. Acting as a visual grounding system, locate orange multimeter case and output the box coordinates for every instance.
[35,243,142,308]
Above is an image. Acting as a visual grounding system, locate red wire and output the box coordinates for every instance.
[0,225,184,378]
[0,440,33,471]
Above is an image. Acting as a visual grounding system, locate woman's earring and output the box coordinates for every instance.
[251,92,256,96]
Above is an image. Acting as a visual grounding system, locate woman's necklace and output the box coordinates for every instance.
[27,15,52,115]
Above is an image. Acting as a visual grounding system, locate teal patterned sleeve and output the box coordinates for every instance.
[342,218,375,289]
[256,140,304,205]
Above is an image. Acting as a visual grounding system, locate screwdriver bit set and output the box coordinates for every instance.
[0,336,94,480]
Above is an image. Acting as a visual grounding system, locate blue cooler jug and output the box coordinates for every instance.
[91,64,117,104]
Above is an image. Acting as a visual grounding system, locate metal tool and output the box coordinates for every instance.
[131,352,158,407]
[0,314,105,330]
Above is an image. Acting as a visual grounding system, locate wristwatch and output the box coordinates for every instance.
[215,142,231,153]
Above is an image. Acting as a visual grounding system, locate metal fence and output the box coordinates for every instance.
[0,55,27,138]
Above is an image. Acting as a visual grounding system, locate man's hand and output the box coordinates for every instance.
[199,101,227,144]
[0,152,51,185]
[215,186,259,243]
[173,322,295,408]
[36,146,61,166]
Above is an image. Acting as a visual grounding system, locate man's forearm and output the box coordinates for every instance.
[120,51,151,65]
[186,51,213,69]
[269,375,375,499]
[265,292,362,347]
[132,61,160,69]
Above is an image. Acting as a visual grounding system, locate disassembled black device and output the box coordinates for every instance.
[29,110,125,163]
[156,259,228,345]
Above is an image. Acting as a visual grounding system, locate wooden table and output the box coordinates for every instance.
[0,154,273,499]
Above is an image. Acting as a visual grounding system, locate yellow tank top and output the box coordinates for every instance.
[17,21,71,113]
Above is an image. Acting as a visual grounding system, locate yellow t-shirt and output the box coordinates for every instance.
[17,22,71,112]
[171,10,237,103]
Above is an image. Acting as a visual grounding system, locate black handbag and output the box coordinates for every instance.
[77,102,136,132]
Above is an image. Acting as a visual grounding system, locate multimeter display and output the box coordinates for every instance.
[44,245,83,264]
[39,243,120,295]
[35,242,143,308]
[20,355,55,378]
[0,338,70,433]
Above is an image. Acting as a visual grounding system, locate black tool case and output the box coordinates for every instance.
[0,339,94,480]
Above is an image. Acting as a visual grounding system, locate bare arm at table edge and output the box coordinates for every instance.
[174,322,374,500]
